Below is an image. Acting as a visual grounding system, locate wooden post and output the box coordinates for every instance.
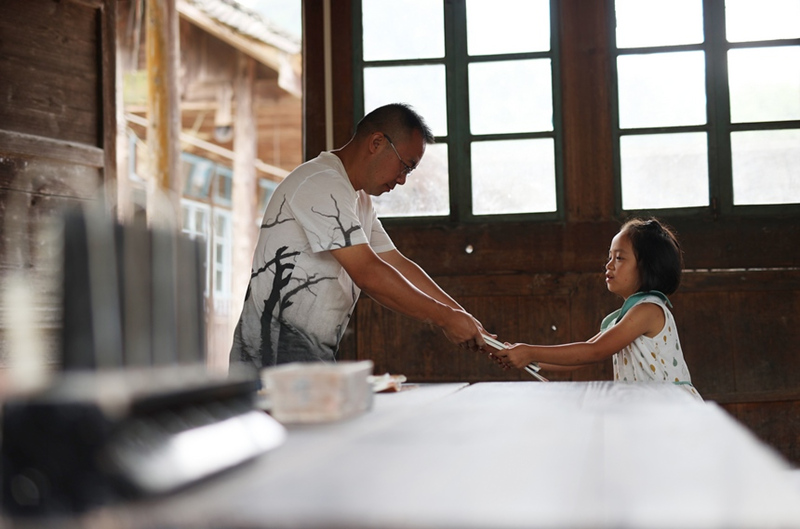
[115,3,132,224]
[145,0,181,230]
[228,52,258,370]
[101,0,118,214]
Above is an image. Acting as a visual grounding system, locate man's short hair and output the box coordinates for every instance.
[355,103,435,144]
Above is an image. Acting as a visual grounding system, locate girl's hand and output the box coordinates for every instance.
[499,343,535,370]
[485,349,511,369]
[479,333,514,369]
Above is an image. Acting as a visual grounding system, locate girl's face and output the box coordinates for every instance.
[605,230,641,299]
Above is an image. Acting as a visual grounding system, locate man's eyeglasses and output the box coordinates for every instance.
[383,134,416,177]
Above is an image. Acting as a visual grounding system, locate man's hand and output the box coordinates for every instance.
[439,307,486,352]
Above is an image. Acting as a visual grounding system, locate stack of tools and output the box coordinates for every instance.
[2,207,285,516]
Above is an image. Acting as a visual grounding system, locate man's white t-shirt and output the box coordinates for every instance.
[230,152,395,370]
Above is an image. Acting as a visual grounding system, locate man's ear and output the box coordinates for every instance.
[368,132,384,154]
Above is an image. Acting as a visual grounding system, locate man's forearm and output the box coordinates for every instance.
[379,250,464,311]
[331,245,483,347]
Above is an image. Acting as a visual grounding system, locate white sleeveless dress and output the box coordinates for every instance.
[603,294,702,401]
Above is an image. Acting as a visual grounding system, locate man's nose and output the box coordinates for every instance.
[396,173,407,186]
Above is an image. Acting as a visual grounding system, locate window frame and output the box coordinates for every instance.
[352,0,564,224]
[180,198,212,296]
[211,209,232,300]
[609,0,800,218]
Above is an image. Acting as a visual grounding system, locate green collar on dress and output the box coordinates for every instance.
[600,290,672,332]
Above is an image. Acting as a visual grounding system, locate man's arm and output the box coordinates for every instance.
[330,244,485,348]
[377,249,464,310]
[379,248,491,335]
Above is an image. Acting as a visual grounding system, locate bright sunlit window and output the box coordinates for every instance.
[356,0,561,221]
[613,0,800,212]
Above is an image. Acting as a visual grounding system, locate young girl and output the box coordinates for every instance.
[497,217,702,400]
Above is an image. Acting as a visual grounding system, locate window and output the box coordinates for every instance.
[180,200,232,303]
[354,0,562,221]
[180,153,235,206]
[612,0,800,214]
[181,153,214,199]
[213,166,233,206]
[181,199,211,295]
[178,154,259,308]
[127,131,145,183]
[212,210,232,300]
[258,178,279,218]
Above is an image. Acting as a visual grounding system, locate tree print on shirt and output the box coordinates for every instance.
[311,194,362,249]
[240,193,361,367]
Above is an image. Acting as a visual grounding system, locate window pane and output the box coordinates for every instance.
[471,139,556,215]
[732,129,800,205]
[184,159,213,197]
[215,214,227,237]
[364,65,447,136]
[373,144,449,217]
[728,47,800,123]
[615,0,704,48]
[466,0,549,55]
[195,210,208,234]
[469,59,553,134]
[258,179,278,215]
[617,51,706,128]
[214,169,232,204]
[726,0,800,42]
[212,212,231,297]
[620,133,709,210]
[362,0,443,61]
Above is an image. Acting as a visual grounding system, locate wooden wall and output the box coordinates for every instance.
[303,0,800,465]
[0,0,116,367]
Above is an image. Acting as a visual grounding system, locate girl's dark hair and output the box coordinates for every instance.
[621,217,684,295]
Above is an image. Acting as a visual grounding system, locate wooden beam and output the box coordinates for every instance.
[176,0,293,77]
[301,0,326,161]
[64,0,104,9]
[329,0,354,147]
[230,52,258,366]
[101,0,118,210]
[146,0,182,229]
[0,129,104,167]
[559,0,615,221]
[125,113,288,179]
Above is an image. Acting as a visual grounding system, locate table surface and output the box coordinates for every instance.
[47,381,800,528]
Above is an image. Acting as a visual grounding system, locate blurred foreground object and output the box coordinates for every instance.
[2,273,50,395]
[2,365,285,514]
[261,361,374,423]
[368,373,407,393]
[59,206,206,369]
[1,207,285,515]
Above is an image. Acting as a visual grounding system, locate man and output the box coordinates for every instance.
[230,103,487,371]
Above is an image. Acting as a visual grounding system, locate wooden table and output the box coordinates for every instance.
[78,382,800,528]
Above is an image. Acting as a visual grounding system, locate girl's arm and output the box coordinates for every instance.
[499,303,665,369]
[535,362,591,372]
[534,331,603,372]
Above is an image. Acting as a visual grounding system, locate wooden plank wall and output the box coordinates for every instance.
[304,0,800,465]
[0,0,116,367]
